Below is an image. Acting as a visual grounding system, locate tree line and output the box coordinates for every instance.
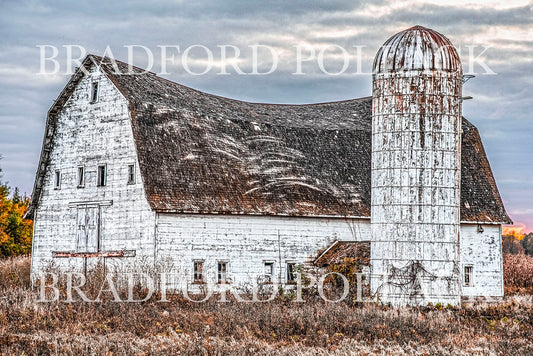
[0,158,33,256]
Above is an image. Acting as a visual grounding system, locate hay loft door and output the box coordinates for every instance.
[76,205,100,252]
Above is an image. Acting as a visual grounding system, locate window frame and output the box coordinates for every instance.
[217,261,229,284]
[90,81,99,103]
[77,166,85,188]
[97,164,107,187]
[263,261,274,283]
[193,260,205,284]
[464,265,474,286]
[127,163,136,185]
[286,262,297,283]
[54,170,61,190]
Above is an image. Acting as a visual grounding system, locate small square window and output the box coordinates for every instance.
[54,170,61,189]
[287,263,296,282]
[97,165,107,187]
[264,262,274,283]
[77,166,85,188]
[193,261,204,283]
[90,82,99,103]
[127,164,135,184]
[464,265,473,286]
[217,261,228,283]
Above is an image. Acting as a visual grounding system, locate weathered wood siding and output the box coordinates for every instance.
[31,65,155,276]
[155,213,370,289]
[460,224,504,297]
[153,214,502,298]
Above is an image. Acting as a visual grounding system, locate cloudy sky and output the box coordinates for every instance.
[0,0,531,232]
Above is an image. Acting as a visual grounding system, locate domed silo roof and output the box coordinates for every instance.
[373,25,461,73]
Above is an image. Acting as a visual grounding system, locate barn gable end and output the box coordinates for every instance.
[30,58,156,273]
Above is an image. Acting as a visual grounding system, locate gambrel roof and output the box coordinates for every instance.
[27,55,512,224]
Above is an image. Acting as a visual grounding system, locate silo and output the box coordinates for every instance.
[370,26,463,306]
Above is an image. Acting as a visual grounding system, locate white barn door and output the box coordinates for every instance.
[76,206,99,252]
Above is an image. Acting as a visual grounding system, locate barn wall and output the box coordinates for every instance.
[460,224,503,297]
[155,213,370,290]
[31,65,156,276]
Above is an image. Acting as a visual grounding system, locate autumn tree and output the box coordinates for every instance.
[0,157,33,256]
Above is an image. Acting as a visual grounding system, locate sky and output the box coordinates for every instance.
[0,0,531,233]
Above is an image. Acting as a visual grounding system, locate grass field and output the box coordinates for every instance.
[1,256,532,355]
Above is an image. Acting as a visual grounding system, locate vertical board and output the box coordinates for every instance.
[76,206,99,252]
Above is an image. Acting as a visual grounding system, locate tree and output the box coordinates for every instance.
[502,234,525,255]
[521,233,533,257]
[0,157,33,256]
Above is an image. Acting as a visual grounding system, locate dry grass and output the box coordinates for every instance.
[504,252,533,295]
[0,256,532,355]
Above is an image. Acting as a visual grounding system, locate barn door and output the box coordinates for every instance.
[76,206,100,252]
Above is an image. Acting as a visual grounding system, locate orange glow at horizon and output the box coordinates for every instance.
[503,222,528,239]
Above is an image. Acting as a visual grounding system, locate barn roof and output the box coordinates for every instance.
[314,241,370,267]
[26,55,512,224]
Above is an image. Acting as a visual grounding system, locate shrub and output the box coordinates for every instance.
[503,252,533,294]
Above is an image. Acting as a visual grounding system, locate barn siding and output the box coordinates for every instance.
[460,224,503,297]
[154,215,503,298]
[31,65,155,276]
[155,213,371,290]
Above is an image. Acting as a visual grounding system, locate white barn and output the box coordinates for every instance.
[27,26,511,306]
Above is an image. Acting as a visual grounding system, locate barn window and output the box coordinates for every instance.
[464,265,473,286]
[54,170,61,189]
[193,261,204,283]
[286,263,296,283]
[90,82,99,103]
[217,261,228,283]
[77,166,85,188]
[97,165,107,186]
[264,262,274,283]
[127,164,135,184]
